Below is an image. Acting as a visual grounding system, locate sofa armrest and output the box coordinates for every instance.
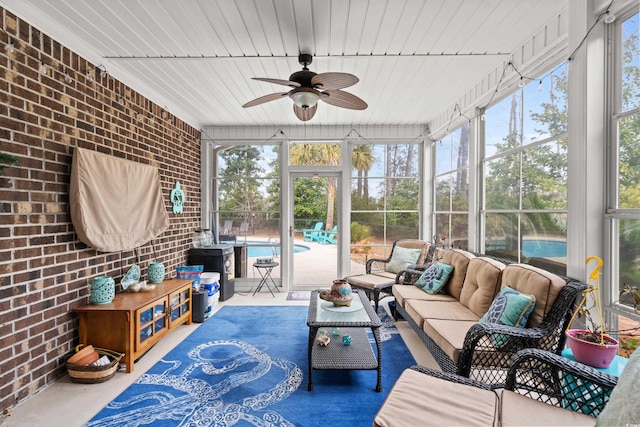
[396,263,431,285]
[457,322,551,382]
[505,348,617,417]
[411,365,492,390]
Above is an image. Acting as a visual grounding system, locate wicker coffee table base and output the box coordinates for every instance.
[307,290,382,392]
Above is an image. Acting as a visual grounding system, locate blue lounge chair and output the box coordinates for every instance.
[319,226,337,244]
[302,222,324,242]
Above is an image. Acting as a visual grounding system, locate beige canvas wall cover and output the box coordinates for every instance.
[70,147,170,252]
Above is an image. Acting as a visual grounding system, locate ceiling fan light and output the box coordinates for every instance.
[291,89,320,109]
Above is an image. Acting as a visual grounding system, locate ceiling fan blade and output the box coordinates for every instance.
[293,104,317,121]
[252,77,300,88]
[311,72,359,90]
[320,90,368,110]
[242,92,289,108]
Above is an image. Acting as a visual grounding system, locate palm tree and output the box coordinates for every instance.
[290,143,341,230]
[291,143,375,230]
[352,145,374,198]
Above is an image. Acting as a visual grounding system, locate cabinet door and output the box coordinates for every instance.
[169,285,191,328]
[136,298,168,353]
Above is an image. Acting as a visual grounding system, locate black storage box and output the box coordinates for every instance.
[188,245,235,301]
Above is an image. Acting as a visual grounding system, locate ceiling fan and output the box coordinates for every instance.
[242,53,367,121]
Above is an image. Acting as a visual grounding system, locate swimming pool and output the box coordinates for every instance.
[244,241,310,257]
[522,239,567,258]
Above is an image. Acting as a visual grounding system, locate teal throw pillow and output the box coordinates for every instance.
[415,262,454,294]
[479,286,536,348]
[385,246,422,274]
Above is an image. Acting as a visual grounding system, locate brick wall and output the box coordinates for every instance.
[0,8,201,413]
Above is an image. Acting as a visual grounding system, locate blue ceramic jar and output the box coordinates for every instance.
[89,276,115,304]
[148,262,165,284]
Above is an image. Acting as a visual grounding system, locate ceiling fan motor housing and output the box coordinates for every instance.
[288,70,317,87]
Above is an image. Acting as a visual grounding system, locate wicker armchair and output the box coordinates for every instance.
[503,348,618,416]
[348,239,429,311]
[374,348,618,426]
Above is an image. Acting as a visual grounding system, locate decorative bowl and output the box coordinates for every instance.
[140,282,156,292]
[127,281,143,293]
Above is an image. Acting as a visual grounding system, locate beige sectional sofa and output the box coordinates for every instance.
[392,249,586,383]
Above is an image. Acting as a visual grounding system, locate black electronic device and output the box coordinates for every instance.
[188,244,235,301]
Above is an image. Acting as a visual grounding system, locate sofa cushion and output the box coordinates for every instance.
[499,389,596,426]
[440,249,475,300]
[386,246,422,274]
[408,299,480,322]
[415,262,454,294]
[459,257,505,317]
[393,284,456,308]
[374,368,499,427]
[423,319,477,364]
[501,264,566,327]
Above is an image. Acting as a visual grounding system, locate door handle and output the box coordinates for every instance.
[289,226,293,237]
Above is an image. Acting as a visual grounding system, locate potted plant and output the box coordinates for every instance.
[565,256,619,368]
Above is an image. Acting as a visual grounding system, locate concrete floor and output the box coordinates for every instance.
[238,237,368,292]
[1,291,438,427]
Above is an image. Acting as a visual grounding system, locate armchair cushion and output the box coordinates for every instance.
[415,262,454,294]
[385,246,422,274]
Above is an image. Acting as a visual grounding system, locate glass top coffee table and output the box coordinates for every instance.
[306,289,383,392]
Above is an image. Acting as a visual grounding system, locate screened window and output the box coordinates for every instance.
[609,11,640,325]
[350,143,420,270]
[434,122,470,249]
[483,63,568,271]
[213,145,281,250]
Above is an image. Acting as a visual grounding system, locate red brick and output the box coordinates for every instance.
[0,6,201,415]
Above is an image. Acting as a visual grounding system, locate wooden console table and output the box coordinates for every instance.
[73,278,193,373]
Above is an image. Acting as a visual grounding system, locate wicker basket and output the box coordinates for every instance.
[66,345,124,384]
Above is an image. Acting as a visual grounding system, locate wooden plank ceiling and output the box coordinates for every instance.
[0,0,566,129]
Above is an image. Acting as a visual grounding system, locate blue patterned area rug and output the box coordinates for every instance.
[87,304,415,427]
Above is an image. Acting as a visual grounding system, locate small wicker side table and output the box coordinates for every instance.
[306,289,383,391]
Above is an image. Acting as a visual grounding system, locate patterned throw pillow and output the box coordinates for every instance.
[385,246,422,274]
[479,285,536,348]
[415,262,454,294]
